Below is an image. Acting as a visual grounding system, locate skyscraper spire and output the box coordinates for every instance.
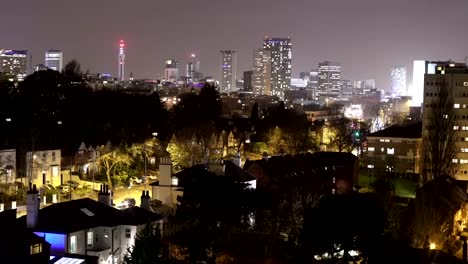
[118,40,125,81]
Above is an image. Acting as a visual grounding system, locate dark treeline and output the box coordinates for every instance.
[0,65,169,160]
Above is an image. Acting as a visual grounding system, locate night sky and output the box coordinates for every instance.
[2,0,467,90]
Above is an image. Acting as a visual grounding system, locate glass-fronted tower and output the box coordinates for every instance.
[263,37,292,100]
[45,50,63,72]
[220,50,237,94]
[118,40,125,81]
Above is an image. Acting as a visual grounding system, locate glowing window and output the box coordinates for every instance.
[87,231,93,246]
[455,104,460,108]
[387,148,395,155]
[368,147,375,152]
[70,235,77,253]
[461,160,468,164]
[30,243,42,255]
[453,159,459,163]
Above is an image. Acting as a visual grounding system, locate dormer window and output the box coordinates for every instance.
[171,176,178,186]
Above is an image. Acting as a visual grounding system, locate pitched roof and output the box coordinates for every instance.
[121,206,164,225]
[18,198,163,234]
[368,122,422,139]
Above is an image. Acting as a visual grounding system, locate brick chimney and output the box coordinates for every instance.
[26,183,40,229]
[98,184,111,206]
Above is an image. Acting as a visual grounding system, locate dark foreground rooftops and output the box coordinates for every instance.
[368,121,422,139]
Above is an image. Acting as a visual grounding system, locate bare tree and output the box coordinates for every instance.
[422,76,458,182]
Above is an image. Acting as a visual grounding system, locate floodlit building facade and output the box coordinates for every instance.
[263,37,291,100]
[26,150,61,187]
[220,50,237,94]
[391,66,406,97]
[0,49,27,81]
[45,50,63,72]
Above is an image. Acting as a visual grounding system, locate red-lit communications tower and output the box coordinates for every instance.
[118,40,125,81]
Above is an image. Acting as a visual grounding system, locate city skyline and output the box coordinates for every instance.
[1,0,467,89]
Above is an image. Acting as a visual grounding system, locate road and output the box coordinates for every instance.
[111,182,153,206]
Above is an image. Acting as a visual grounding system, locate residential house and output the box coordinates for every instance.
[19,184,164,264]
[74,142,100,179]
[151,157,256,211]
[0,208,51,263]
[244,152,359,196]
[0,149,16,184]
[26,149,61,186]
[363,122,422,177]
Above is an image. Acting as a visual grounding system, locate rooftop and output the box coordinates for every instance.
[18,198,163,234]
[368,122,422,139]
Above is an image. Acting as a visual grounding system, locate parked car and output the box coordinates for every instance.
[41,184,55,191]
[116,198,136,210]
[129,176,142,184]
[57,185,72,194]
[66,180,79,189]
[146,175,157,180]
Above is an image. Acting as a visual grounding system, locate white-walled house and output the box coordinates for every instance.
[20,185,164,264]
[0,149,16,184]
[26,150,61,186]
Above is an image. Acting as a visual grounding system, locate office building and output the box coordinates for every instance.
[364,122,422,175]
[252,48,271,96]
[220,50,237,94]
[0,49,27,81]
[45,50,63,72]
[318,61,341,96]
[411,60,442,107]
[164,59,179,82]
[243,71,253,91]
[118,40,125,81]
[390,66,406,97]
[422,61,468,181]
[186,54,201,82]
[263,37,292,100]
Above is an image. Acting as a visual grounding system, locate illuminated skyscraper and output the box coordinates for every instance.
[118,40,125,81]
[252,48,271,96]
[263,37,292,100]
[164,59,179,82]
[318,61,341,96]
[0,49,27,81]
[45,50,63,72]
[220,50,237,94]
[186,54,201,82]
[390,66,406,97]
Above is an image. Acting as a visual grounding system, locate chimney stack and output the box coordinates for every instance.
[98,184,111,206]
[27,183,40,228]
[140,190,152,212]
[233,152,242,168]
